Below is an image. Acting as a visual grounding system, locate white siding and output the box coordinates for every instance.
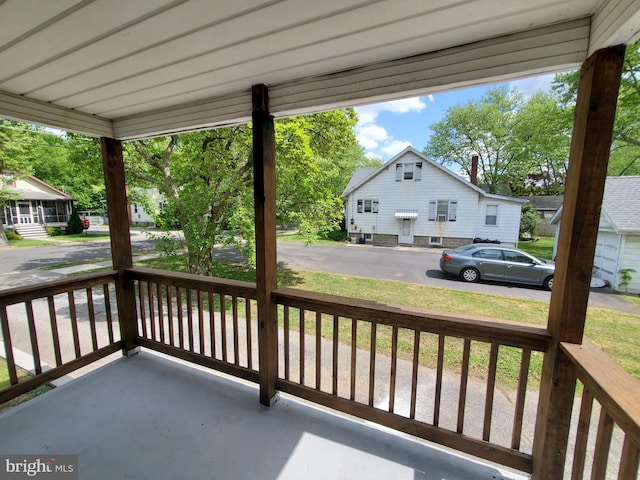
[475,200,521,246]
[346,150,521,244]
[618,235,640,294]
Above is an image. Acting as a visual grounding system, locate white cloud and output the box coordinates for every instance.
[355,96,427,158]
[381,140,412,157]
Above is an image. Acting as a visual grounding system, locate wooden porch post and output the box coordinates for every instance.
[101,137,138,355]
[252,84,279,406]
[532,45,625,479]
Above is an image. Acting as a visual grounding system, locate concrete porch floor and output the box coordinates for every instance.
[0,350,528,480]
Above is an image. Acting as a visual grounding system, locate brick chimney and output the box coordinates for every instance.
[470,155,478,185]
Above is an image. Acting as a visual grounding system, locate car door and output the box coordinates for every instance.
[471,248,505,280]
[502,250,542,285]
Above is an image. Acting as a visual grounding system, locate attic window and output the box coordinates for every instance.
[396,162,422,181]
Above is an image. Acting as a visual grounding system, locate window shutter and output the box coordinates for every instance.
[428,201,436,221]
[449,201,457,221]
[414,162,422,181]
[395,164,402,181]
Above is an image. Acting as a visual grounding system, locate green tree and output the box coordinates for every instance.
[509,92,571,195]
[0,120,35,246]
[553,39,640,176]
[126,109,362,275]
[424,86,525,193]
[519,202,541,240]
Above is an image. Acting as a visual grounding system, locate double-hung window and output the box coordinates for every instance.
[485,205,498,225]
[428,200,457,221]
[357,199,379,213]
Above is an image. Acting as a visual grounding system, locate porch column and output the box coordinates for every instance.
[532,45,625,479]
[101,137,138,355]
[252,84,279,406]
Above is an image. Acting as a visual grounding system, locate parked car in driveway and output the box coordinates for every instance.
[439,244,555,290]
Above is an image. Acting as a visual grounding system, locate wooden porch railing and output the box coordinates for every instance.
[273,287,551,473]
[0,271,122,404]
[128,267,259,384]
[2,267,640,478]
[562,340,640,480]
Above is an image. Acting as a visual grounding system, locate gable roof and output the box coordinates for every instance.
[550,176,640,233]
[7,175,75,201]
[341,147,524,204]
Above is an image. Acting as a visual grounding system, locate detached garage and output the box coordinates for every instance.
[551,176,640,293]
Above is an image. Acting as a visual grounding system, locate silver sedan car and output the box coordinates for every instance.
[439,244,555,290]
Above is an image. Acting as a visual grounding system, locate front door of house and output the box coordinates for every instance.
[17,202,33,224]
[399,218,413,244]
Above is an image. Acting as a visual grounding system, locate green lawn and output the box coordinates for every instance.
[8,232,111,247]
[138,255,640,387]
[517,236,555,260]
[0,359,51,413]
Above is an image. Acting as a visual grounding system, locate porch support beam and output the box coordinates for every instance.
[532,45,625,479]
[101,137,138,354]
[252,84,279,406]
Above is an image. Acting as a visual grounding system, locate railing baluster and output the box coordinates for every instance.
[47,296,62,366]
[148,282,156,341]
[511,348,531,450]
[299,308,305,385]
[332,315,338,396]
[434,334,445,426]
[68,291,81,358]
[368,322,377,407]
[618,436,640,480]
[103,284,114,344]
[209,292,216,358]
[137,281,147,338]
[315,311,321,390]
[86,288,98,351]
[198,291,205,354]
[350,318,357,401]
[284,306,290,381]
[409,330,420,420]
[245,298,252,370]
[0,306,18,385]
[232,295,239,365]
[457,339,471,434]
[571,388,594,480]
[186,288,194,352]
[483,343,499,441]
[157,283,165,344]
[24,300,41,374]
[166,285,174,347]
[591,409,615,480]
[176,287,184,349]
[389,325,398,413]
[220,293,227,362]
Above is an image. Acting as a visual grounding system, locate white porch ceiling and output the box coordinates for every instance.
[0,0,639,140]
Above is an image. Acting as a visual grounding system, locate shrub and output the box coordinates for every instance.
[323,229,348,242]
[66,209,84,234]
[47,227,64,236]
[5,230,22,240]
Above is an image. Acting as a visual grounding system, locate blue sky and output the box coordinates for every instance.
[354,74,557,161]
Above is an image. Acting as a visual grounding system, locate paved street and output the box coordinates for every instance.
[1,228,638,313]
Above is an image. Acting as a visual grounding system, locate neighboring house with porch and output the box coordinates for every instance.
[551,176,640,293]
[1,173,74,238]
[342,147,525,248]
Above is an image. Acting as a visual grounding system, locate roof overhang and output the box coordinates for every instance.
[0,1,639,140]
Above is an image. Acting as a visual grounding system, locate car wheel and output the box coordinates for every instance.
[460,267,480,283]
[544,276,554,291]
